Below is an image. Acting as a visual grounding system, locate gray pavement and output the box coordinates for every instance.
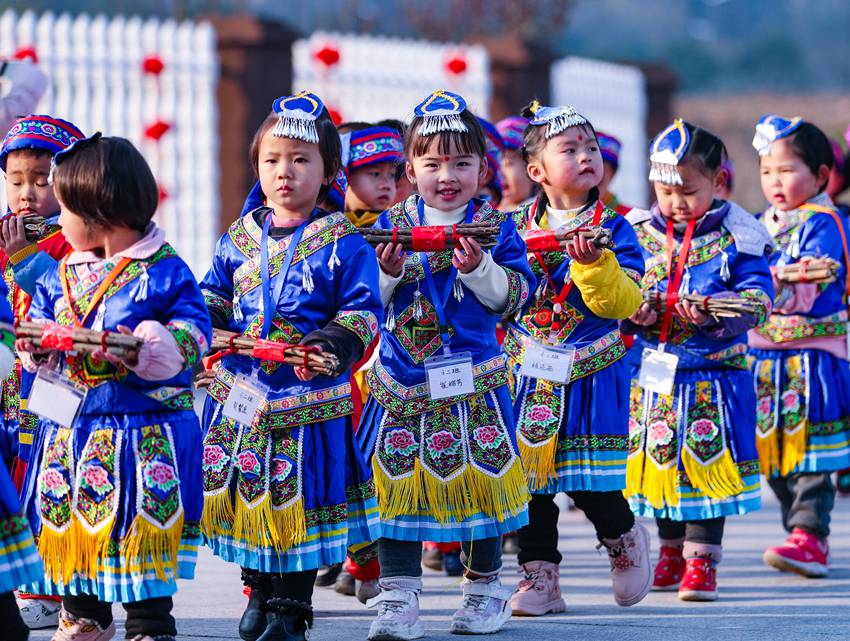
[31,490,850,641]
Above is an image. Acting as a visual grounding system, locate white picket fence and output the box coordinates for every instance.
[292,31,492,123]
[551,56,648,208]
[0,9,219,277]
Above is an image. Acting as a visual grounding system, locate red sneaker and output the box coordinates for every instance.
[763,528,829,578]
[677,557,717,601]
[652,545,685,591]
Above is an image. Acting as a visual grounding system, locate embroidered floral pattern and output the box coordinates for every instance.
[203,444,230,473]
[136,424,182,528]
[468,401,515,475]
[781,355,808,436]
[684,382,725,464]
[383,428,418,457]
[236,423,270,507]
[421,409,465,480]
[202,417,240,495]
[646,395,678,468]
[378,422,419,479]
[74,429,120,531]
[270,428,300,509]
[334,310,379,347]
[39,428,74,531]
[392,298,450,363]
[519,388,562,446]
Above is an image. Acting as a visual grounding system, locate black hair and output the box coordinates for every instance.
[519,101,597,164]
[377,119,407,137]
[784,122,834,188]
[337,121,374,134]
[53,136,157,232]
[5,147,53,167]
[404,109,486,159]
[249,109,341,203]
[676,121,727,177]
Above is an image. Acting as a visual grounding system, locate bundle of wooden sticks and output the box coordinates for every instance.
[359,222,500,251]
[774,257,840,285]
[522,226,614,252]
[210,328,341,377]
[15,320,143,357]
[643,291,760,318]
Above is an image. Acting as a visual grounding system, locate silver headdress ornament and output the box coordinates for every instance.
[648,119,690,186]
[527,100,588,140]
[271,91,325,144]
[414,90,469,136]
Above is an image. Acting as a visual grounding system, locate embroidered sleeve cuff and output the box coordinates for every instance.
[203,289,233,328]
[332,310,380,347]
[8,243,38,265]
[166,320,209,367]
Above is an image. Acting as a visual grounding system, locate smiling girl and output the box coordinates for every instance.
[748,116,850,580]
[624,120,774,601]
[358,90,533,640]
[199,92,382,641]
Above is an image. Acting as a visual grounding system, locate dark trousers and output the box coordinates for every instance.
[517,491,636,566]
[656,517,725,545]
[768,472,835,538]
[243,568,318,605]
[379,537,502,578]
[0,591,28,641]
[63,594,175,638]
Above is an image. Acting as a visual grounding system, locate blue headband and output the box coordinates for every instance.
[752,114,803,156]
[48,132,102,185]
[648,119,690,186]
[271,91,325,144]
[413,90,469,136]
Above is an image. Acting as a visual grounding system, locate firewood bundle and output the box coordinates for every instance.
[15,320,143,357]
[210,328,341,377]
[522,226,614,252]
[774,257,840,285]
[360,223,500,251]
[642,291,760,318]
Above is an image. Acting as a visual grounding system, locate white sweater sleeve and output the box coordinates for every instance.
[379,260,404,307]
[457,251,509,313]
[0,63,47,133]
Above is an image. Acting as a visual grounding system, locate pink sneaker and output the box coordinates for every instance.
[52,608,116,641]
[509,561,566,617]
[600,523,652,607]
[763,528,829,578]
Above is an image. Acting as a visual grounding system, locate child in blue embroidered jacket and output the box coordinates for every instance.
[623,121,774,601]
[748,115,850,579]
[506,102,650,616]
[0,276,43,641]
[16,134,211,640]
[358,90,533,639]
[200,92,382,640]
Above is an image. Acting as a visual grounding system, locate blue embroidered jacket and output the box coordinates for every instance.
[201,207,382,429]
[506,194,645,380]
[28,238,211,414]
[624,201,774,370]
[367,195,533,418]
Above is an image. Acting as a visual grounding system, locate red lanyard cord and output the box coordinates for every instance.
[658,218,696,344]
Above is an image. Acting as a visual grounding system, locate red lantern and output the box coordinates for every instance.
[157,183,169,204]
[142,55,165,75]
[328,108,343,126]
[314,44,341,68]
[13,46,38,63]
[144,120,171,141]
[445,52,467,76]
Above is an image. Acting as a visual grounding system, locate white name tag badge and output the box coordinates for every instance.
[28,367,86,428]
[638,347,679,396]
[223,374,268,426]
[520,337,575,384]
[425,351,475,401]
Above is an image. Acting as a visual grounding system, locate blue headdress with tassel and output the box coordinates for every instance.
[271,91,325,144]
[413,90,469,136]
[526,100,588,139]
[648,119,691,186]
[752,114,803,156]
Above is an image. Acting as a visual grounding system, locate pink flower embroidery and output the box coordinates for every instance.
[648,421,673,446]
[203,445,229,471]
[781,390,800,414]
[39,468,69,497]
[628,418,641,434]
[237,451,261,475]
[427,430,460,458]
[757,396,772,419]
[271,458,293,481]
[144,461,179,491]
[384,429,417,456]
[528,404,554,423]
[79,465,113,495]
[689,418,718,443]
[474,425,504,450]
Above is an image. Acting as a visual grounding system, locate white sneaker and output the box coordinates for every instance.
[367,588,425,641]
[450,577,513,635]
[17,597,61,629]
